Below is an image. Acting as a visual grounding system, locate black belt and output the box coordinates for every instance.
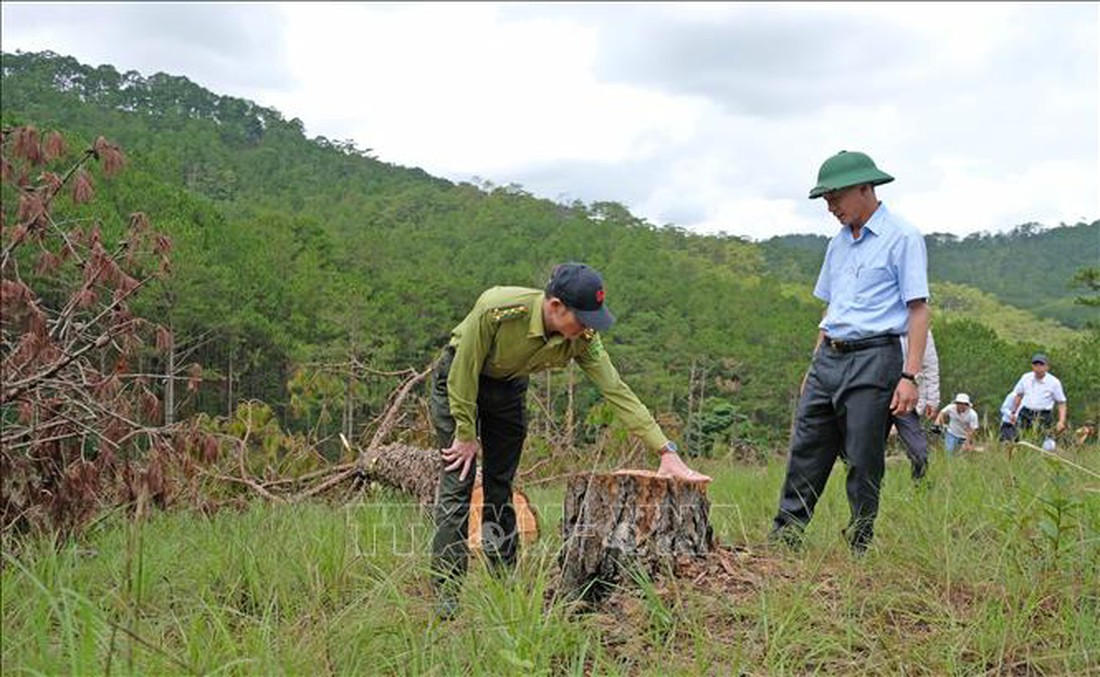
[823,334,899,353]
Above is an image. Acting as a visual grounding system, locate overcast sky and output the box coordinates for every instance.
[2,2,1097,240]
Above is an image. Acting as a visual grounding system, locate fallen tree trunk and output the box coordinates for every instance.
[343,366,535,547]
[558,470,713,603]
[356,442,442,507]
[355,441,539,549]
[190,367,540,549]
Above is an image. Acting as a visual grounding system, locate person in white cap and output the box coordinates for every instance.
[935,393,980,454]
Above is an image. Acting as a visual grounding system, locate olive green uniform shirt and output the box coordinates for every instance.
[447,286,668,452]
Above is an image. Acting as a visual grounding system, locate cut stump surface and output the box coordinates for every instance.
[559,470,713,603]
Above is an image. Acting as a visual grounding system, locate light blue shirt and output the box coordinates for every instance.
[814,203,929,341]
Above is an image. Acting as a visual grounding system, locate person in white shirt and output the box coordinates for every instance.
[936,393,979,454]
[1008,353,1068,436]
[998,390,1018,442]
[890,329,939,480]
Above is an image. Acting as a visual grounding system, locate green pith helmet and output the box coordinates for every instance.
[808,150,894,199]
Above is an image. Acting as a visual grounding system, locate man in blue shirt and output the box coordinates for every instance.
[770,150,930,554]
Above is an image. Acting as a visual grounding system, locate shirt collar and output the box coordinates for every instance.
[528,293,548,339]
[528,292,568,345]
[844,201,889,242]
[862,202,889,237]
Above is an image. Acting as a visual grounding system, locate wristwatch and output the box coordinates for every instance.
[660,441,679,456]
[900,371,920,385]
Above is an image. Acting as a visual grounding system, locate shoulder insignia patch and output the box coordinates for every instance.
[586,331,604,357]
[490,304,530,323]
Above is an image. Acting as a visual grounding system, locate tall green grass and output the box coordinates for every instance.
[3,444,1097,675]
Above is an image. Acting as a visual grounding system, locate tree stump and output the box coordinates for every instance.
[558,470,713,603]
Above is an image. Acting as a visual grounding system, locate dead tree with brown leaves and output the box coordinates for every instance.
[0,126,194,537]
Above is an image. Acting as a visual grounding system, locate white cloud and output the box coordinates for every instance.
[1,1,1096,240]
[0,2,291,91]
[900,157,1099,235]
[268,3,710,176]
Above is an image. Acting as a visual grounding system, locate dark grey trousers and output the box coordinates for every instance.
[429,346,528,588]
[772,337,902,551]
[892,410,928,479]
[1017,407,1054,436]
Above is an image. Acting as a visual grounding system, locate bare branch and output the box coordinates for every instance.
[293,466,358,501]
[363,366,430,455]
[193,466,287,504]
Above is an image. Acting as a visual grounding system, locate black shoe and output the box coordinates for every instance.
[435,593,459,621]
[768,525,805,551]
[842,526,872,556]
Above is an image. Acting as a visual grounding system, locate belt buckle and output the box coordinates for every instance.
[829,338,847,352]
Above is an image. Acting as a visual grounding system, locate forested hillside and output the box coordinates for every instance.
[3,49,1098,460]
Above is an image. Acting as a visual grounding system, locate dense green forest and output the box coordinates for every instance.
[3,49,1098,461]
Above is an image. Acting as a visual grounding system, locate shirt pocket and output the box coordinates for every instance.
[854,265,894,301]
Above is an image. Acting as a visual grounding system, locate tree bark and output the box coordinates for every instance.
[343,373,354,444]
[356,442,539,547]
[227,349,234,419]
[164,329,175,425]
[357,442,442,507]
[558,470,713,603]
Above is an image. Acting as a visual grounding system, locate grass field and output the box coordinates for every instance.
[2,440,1098,675]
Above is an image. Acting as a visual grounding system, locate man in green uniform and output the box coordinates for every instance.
[430,262,710,617]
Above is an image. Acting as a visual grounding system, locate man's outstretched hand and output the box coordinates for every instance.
[657,451,712,483]
[441,439,479,481]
